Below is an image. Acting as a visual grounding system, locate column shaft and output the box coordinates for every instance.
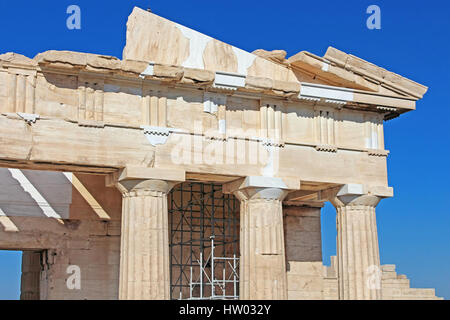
[119,188,170,300]
[240,198,287,300]
[336,203,381,300]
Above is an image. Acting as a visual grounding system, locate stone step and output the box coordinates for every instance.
[401,288,436,296]
[381,271,398,280]
[382,278,410,289]
[381,264,396,272]
[383,287,437,297]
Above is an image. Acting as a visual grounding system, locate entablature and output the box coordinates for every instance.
[0,52,395,159]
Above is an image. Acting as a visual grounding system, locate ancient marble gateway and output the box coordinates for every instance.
[0,7,442,300]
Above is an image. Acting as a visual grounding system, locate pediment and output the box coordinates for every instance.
[124,7,427,100]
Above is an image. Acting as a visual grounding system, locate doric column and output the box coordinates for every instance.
[111,167,185,300]
[223,176,299,300]
[330,184,392,300]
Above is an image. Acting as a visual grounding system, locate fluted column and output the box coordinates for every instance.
[117,179,173,299]
[224,176,299,300]
[112,167,185,300]
[239,194,287,300]
[330,184,391,300]
[118,179,170,299]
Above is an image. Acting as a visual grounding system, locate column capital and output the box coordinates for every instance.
[328,183,393,208]
[106,166,185,194]
[223,176,300,201]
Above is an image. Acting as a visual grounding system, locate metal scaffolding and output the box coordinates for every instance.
[168,182,240,300]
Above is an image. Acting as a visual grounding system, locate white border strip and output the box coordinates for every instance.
[299,82,354,102]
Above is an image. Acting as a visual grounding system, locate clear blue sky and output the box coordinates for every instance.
[0,0,449,300]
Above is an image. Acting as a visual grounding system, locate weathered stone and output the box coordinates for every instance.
[86,54,121,70]
[0,52,37,66]
[245,76,273,91]
[120,59,151,75]
[181,67,214,84]
[323,47,428,98]
[273,80,301,94]
[152,64,184,80]
[34,50,87,66]
[252,49,288,64]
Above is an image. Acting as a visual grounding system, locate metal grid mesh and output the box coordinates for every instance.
[168,182,240,300]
